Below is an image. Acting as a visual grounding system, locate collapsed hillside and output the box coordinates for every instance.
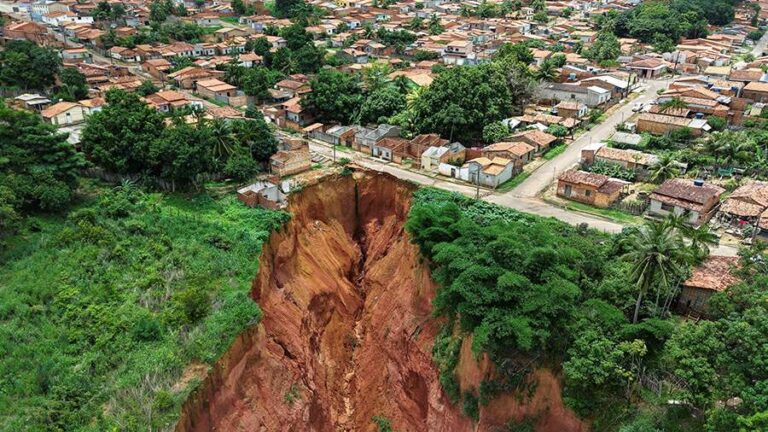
[176,172,585,432]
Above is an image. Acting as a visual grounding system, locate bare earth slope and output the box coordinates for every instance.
[176,172,586,432]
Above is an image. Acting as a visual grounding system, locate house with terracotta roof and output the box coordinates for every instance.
[195,78,243,106]
[270,148,311,177]
[636,113,711,137]
[144,90,203,113]
[718,181,768,232]
[142,58,172,80]
[626,57,667,78]
[41,101,87,127]
[482,141,535,165]
[649,179,725,225]
[742,81,768,103]
[465,157,515,188]
[581,143,659,179]
[555,101,588,119]
[511,130,558,153]
[678,256,740,316]
[557,170,629,208]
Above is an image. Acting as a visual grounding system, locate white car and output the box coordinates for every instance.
[632,102,644,112]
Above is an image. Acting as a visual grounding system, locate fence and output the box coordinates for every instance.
[83,167,223,192]
[610,198,649,215]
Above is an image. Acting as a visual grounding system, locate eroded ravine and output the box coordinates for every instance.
[176,172,587,432]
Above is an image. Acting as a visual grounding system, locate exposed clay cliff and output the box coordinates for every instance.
[176,171,587,432]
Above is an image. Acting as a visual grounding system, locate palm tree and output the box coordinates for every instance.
[649,154,680,183]
[209,119,235,161]
[707,131,754,168]
[683,224,719,262]
[659,97,688,114]
[622,220,690,323]
[535,60,557,82]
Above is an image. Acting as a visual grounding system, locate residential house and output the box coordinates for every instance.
[636,113,710,137]
[142,58,172,80]
[372,137,410,162]
[511,130,558,153]
[648,179,725,225]
[677,256,740,316]
[3,21,49,44]
[41,101,86,127]
[718,181,768,231]
[432,142,467,174]
[555,101,588,118]
[354,124,401,153]
[581,143,660,180]
[61,47,91,64]
[281,97,315,130]
[237,181,286,210]
[310,125,358,146]
[627,57,668,78]
[557,170,629,208]
[743,81,768,103]
[196,78,243,106]
[144,90,203,113]
[14,93,51,111]
[464,157,515,188]
[443,40,475,65]
[482,141,535,166]
[538,83,611,107]
[167,67,224,89]
[270,148,311,177]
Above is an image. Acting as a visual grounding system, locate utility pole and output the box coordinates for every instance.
[475,171,480,199]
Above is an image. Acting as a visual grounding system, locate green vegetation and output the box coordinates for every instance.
[407,188,767,430]
[0,40,61,91]
[0,183,289,430]
[0,101,87,242]
[372,414,394,432]
[496,171,531,192]
[80,89,277,188]
[561,200,643,224]
[542,143,567,160]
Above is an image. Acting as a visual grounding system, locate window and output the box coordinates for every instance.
[585,189,592,197]
[660,202,674,212]
[564,185,572,196]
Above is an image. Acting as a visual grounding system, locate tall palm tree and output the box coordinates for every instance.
[707,131,754,168]
[649,154,680,183]
[622,220,690,323]
[209,119,235,161]
[535,60,557,82]
[659,97,688,114]
[682,224,719,262]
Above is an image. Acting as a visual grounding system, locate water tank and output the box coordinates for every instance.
[693,179,705,187]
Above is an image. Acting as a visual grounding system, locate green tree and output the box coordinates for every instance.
[242,66,282,101]
[482,122,510,143]
[621,220,690,323]
[584,31,621,63]
[230,117,279,164]
[413,63,531,143]
[232,0,247,15]
[0,40,61,90]
[136,79,159,96]
[57,68,90,101]
[248,37,272,56]
[81,89,166,174]
[304,69,363,124]
[428,14,444,35]
[150,120,215,188]
[357,86,406,125]
[648,154,680,183]
[0,101,86,223]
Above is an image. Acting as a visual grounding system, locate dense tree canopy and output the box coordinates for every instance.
[304,69,364,124]
[0,101,86,238]
[0,40,61,90]
[81,90,276,187]
[413,62,533,143]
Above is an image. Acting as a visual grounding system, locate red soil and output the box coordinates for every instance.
[175,172,589,432]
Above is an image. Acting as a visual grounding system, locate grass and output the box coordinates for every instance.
[220,16,240,24]
[200,25,223,35]
[542,143,567,161]
[333,144,351,153]
[559,199,644,224]
[496,171,531,193]
[0,183,288,431]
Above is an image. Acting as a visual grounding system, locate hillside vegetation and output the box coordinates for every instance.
[407,188,768,431]
[0,183,288,431]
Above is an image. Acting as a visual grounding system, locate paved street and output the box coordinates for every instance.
[510,79,670,198]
